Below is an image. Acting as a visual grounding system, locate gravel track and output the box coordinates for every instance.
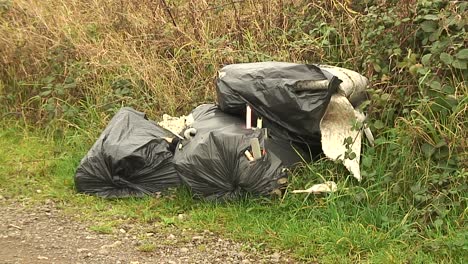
[0,198,297,264]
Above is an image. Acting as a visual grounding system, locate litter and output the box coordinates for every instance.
[292,181,337,194]
[246,105,252,129]
[216,62,372,181]
[75,62,372,199]
[216,62,342,147]
[158,113,194,138]
[172,104,289,200]
[250,138,262,160]
[244,149,255,162]
[74,107,181,198]
[318,65,373,181]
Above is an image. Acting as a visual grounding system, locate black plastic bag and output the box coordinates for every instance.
[173,104,295,200]
[75,107,181,198]
[216,62,341,145]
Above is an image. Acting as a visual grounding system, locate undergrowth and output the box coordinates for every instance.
[0,0,466,263]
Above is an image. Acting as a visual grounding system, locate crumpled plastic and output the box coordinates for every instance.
[172,104,290,200]
[216,62,342,146]
[74,107,181,198]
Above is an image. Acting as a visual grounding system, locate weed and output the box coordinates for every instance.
[137,242,156,252]
[89,224,114,235]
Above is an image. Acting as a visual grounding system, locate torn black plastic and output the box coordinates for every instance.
[216,62,341,146]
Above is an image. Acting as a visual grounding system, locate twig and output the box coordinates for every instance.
[160,0,177,27]
[8,224,23,230]
[230,0,243,45]
[1,112,22,119]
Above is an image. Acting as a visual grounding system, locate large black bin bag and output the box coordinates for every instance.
[75,107,181,198]
[173,104,289,200]
[216,62,342,145]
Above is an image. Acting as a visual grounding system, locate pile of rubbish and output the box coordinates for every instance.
[75,62,373,200]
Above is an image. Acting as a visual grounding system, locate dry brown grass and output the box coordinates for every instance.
[0,0,366,121]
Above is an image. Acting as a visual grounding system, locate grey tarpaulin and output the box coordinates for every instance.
[172,104,291,200]
[74,107,181,198]
[216,62,342,146]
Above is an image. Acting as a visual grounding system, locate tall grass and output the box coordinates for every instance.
[0,0,466,262]
[0,0,374,121]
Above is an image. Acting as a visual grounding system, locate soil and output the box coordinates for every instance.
[0,197,297,264]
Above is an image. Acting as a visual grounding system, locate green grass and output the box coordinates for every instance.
[89,224,115,235]
[0,1,466,263]
[0,122,465,263]
[137,242,157,252]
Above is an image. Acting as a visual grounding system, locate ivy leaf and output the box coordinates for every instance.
[439,53,453,65]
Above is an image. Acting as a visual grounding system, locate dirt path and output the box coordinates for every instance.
[0,198,296,264]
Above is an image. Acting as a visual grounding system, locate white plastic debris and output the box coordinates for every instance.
[320,94,365,181]
[183,127,197,140]
[319,66,373,181]
[158,113,194,139]
[292,181,337,194]
[319,64,369,107]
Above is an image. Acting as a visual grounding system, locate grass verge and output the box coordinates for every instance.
[0,121,465,263]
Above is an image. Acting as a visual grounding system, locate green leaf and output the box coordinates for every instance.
[429,81,441,90]
[456,49,468,60]
[452,59,467,69]
[343,137,353,145]
[373,63,381,72]
[362,156,372,168]
[374,120,384,129]
[423,14,439,21]
[64,82,77,89]
[434,140,447,149]
[442,85,455,94]
[421,54,432,66]
[410,183,421,193]
[381,93,391,101]
[439,53,453,65]
[39,90,52,97]
[417,67,430,75]
[160,216,175,226]
[433,219,444,228]
[429,30,441,42]
[421,143,435,158]
[434,146,450,160]
[420,21,438,32]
